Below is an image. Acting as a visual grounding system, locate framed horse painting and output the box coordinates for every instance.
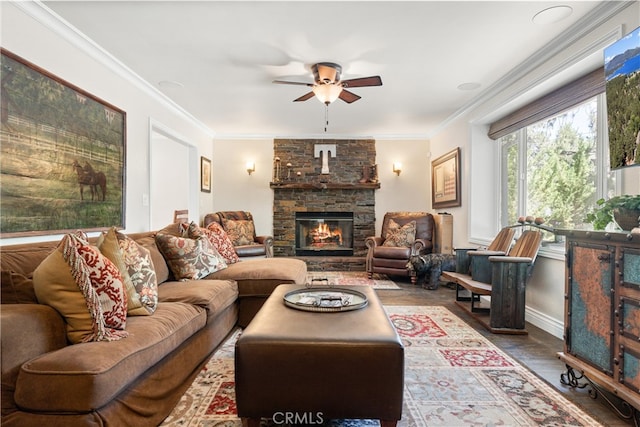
[0,49,126,237]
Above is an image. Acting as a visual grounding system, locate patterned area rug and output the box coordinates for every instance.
[305,271,401,290]
[161,306,602,426]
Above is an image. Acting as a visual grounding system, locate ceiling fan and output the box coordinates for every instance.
[273,62,383,105]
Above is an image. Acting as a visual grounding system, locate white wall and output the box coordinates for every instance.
[211,139,274,236]
[0,2,214,245]
[429,2,640,337]
[211,138,431,238]
[374,139,431,234]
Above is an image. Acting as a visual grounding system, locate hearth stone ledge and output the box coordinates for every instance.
[294,256,366,272]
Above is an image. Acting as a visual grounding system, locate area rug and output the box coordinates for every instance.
[161,306,602,426]
[305,271,401,290]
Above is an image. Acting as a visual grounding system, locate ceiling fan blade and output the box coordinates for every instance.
[273,80,313,87]
[338,90,361,104]
[341,76,383,88]
[293,91,316,102]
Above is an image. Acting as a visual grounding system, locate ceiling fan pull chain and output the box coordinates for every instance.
[324,103,329,132]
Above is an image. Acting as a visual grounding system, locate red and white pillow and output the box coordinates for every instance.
[193,221,240,264]
[33,232,128,344]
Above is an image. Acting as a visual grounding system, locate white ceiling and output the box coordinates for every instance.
[42,1,612,138]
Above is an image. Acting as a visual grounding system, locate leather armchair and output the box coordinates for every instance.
[366,212,435,284]
[203,211,274,258]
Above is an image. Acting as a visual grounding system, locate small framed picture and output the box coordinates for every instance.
[200,156,211,193]
[431,148,461,209]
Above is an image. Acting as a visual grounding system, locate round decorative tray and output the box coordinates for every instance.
[283,287,369,312]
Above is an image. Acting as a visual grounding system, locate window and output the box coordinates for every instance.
[499,94,616,237]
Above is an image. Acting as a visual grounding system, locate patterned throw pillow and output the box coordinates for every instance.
[97,228,148,316]
[155,234,227,281]
[222,219,255,246]
[116,231,159,314]
[382,219,417,247]
[187,221,240,264]
[33,232,128,344]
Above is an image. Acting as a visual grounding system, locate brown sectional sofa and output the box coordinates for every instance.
[0,226,307,427]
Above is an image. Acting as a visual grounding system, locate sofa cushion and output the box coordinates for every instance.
[382,219,416,247]
[373,246,412,259]
[97,228,149,316]
[1,304,67,417]
[0,241,59,277]
[206,258,307,297]
[157,279,238,318]
[14,302,206,413]
[1,270,37,304]
[155,234,227,280]
[33,233,128,344]
[222,218,255,246]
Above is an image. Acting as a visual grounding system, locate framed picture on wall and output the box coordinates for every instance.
[431,148,461,209]
[201,156,211,193]
[0,49,126,237]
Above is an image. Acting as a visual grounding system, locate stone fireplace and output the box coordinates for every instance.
[271,138,379,269]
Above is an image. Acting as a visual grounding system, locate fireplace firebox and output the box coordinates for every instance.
[295,212,354,256]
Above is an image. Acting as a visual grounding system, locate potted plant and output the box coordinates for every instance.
[586,195,640,231]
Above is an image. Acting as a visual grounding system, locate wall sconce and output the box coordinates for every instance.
[393,162,402,176]
[246,161,255,175]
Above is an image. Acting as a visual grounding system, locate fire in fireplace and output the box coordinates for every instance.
[295,212,354,256]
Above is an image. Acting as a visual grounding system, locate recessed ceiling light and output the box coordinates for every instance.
[158,80,184,89]
[532,5,573,25]
[457,82,481,91]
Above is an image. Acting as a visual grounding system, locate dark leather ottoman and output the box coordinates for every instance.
[235,284,404,427]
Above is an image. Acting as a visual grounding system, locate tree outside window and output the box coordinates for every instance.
[501,95,615,234]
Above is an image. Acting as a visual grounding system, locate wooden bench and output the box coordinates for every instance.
[442,229,543,334]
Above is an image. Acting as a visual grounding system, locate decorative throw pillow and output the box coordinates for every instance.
[382,219,417,247]
[189,221,241,264]
[222,219,255,246]
[97,228,148,316]
[33,232,128,344]
[155,233,227,280]
[117,233,158,314]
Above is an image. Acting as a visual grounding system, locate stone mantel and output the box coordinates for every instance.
[270,182,380,190]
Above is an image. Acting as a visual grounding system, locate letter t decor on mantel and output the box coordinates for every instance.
[314,144,336,174]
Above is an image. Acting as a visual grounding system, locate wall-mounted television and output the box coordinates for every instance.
[604,25,640,170]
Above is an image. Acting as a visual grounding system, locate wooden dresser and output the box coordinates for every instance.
[556,229,640,416]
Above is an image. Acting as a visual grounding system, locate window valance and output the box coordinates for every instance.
[488,67,605,140]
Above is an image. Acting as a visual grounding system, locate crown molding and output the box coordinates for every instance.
[428,1,635,139]
[213,133,430,140]
[15,1,216,138]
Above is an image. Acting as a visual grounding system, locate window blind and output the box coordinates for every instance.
[488,67,605,140]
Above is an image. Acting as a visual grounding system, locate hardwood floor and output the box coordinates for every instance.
[376,279,635,426]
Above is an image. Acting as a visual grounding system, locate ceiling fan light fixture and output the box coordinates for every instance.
[312,84,343,105]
